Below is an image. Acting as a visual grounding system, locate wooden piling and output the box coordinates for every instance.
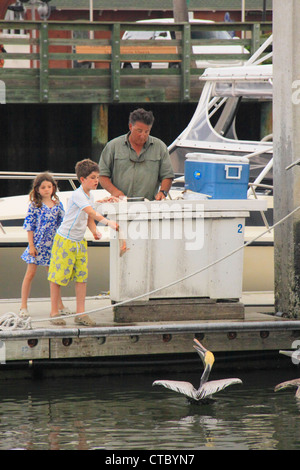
[273,0,300,317]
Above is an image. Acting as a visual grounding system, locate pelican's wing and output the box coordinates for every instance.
[275,379,300,398]
[197,378,243,399]
[153,380,198,400]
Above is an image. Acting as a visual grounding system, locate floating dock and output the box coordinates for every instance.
[0,294,298,379]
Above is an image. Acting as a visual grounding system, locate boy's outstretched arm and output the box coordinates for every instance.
[83,205,119,231]
[87,216,102,240]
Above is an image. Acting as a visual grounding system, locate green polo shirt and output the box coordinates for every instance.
[99,133,174,200]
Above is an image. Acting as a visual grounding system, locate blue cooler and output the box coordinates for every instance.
[184,153,249,199]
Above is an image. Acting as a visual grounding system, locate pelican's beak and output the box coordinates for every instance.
[193,338,207,359]
[279,350,293,358]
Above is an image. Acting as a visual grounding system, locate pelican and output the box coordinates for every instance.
[274,379,300,398]
[278,349,300,364]
[152,338,242,404]
[274,349,300,398]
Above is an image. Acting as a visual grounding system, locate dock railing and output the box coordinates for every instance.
[0,20,272,104]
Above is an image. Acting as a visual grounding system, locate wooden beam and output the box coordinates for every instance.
[92,104,108,159]
[114,298,244,322]
[39,22,49,103]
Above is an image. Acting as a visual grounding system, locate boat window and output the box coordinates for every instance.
[155,31,168,38]
[191,30,231,40]
[123,31,156,40]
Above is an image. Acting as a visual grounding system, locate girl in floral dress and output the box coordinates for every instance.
[20,172,69,318]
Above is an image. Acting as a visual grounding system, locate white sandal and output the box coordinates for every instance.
[19,308,29,319]
[59,307,72,316]
[74,315,96,326]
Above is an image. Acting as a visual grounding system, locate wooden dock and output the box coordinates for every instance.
[0,20,271,104]
[0,295,298,379]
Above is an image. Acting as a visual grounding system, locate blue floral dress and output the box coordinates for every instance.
[21,202,65,266]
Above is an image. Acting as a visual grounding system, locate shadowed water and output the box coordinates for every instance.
[0,368,299,450]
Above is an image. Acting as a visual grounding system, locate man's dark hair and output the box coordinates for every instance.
[129,108,154,127]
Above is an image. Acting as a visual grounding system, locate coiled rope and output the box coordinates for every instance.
[1,205,300,330]
[0,312,32,330]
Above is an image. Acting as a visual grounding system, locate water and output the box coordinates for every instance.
[0,368,299,451]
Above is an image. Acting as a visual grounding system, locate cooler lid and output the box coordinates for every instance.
[185,152,249,164]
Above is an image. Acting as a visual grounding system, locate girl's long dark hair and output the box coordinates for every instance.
[29,172,59,208]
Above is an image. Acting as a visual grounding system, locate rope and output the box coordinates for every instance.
[0,312,32,331]
[2,204,300,329]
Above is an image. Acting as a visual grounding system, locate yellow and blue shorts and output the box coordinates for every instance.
[48,233,88,286]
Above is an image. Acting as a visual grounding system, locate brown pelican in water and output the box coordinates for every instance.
[274,349,300,398]
[152,338,242,404]
[274,379,300,398]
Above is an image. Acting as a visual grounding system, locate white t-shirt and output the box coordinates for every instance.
[57,186,94,242]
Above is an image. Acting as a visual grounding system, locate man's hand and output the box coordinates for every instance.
[155,191,167,201]
[97,196,120,203]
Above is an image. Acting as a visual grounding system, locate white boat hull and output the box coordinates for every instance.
[0,190,274,305]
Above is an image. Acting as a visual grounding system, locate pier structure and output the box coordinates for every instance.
[0,296,299,379]
[0,20,271,105]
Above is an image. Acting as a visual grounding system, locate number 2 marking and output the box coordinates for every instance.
[237,224,243,233]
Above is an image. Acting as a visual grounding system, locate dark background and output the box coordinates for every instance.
[0,101,261,198]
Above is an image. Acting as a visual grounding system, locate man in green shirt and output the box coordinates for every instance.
[99,108,174,201]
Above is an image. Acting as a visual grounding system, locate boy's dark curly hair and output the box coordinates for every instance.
[75,158,99,180]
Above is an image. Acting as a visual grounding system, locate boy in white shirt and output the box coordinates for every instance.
[48,158,118,326]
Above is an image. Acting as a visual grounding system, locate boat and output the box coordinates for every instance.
[168,34,273,175]
[121,17,248,69]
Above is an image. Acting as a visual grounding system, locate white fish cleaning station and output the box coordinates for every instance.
[103,153,267,323]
